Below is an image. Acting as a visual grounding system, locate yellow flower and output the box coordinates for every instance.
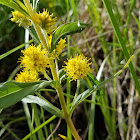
[33,9,56,32]
[48,35,67,57]
[19,44,50,72]
[64,54,92,81]
[15,70,40,83]
[10,10,31,27]
[56,38,67,55]
[48,35,52,48]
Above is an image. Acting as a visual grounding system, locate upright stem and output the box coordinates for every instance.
[24,1,81,139]
[24,0,48,51]
[49,59,81,140]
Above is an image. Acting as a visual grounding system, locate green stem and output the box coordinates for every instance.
[49,60,68,114]
[23,0,48,51]
[49,59,81,140]
[24,1,81,138]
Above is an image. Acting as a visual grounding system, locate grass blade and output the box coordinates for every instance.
[22,116,56,140]
[88,56,108,140]
[102,0,140,96]
[0,40,33,60]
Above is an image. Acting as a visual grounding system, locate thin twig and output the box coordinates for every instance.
[47,118,62,140]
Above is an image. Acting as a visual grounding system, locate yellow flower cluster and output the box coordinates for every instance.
[19,44,50,73]
[33,9,56,32]
[48,36,67,57]
[15,70,40,83]
[12,8,67,82]
[56,38,67,55]
[15,39,67,82]
[15,44,50,82]
[64,54,92,81]
[10,10,31,27]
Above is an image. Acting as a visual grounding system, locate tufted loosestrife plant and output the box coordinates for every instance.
[7,0,91,139]
[0,0,134,140]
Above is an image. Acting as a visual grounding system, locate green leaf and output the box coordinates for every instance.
[50,21,90,52]
[70,54,134,114]
[22,95,63,117]
[87,74,100,85]
[0,80,52,109]
[0,0,30,18]
[0,40,33,60]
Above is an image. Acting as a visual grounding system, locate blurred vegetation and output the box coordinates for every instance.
[0,5,24,82]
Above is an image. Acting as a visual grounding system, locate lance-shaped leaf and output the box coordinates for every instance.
[0,80,52,109]
[22,95,63,118]
[0,0,30,18]
[70,55,134,115]
[50,21,90,52]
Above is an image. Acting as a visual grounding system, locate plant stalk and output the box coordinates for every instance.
[23,0,48,51]
[49,59,81,140]
[24,1,81,139]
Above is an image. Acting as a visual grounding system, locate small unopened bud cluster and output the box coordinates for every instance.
[10,10,31,27]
